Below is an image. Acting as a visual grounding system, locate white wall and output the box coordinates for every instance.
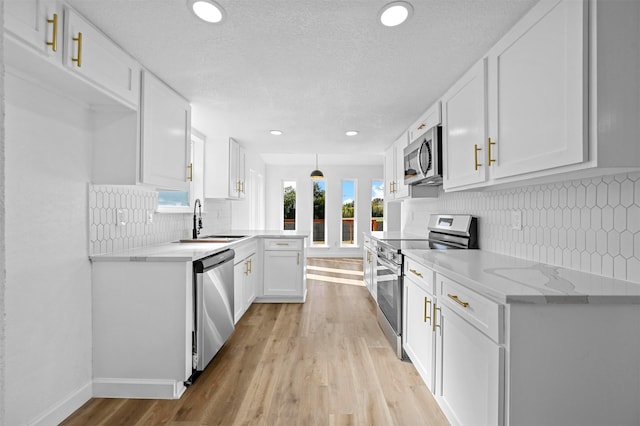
[0,3,7,423]
[266,163,383,257]
[4,73,93,424]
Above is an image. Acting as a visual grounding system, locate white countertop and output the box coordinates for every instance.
[90,230,308,262]
[368,231,429,241]
[403,249,640,305]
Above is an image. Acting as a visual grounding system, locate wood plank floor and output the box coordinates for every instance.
[63,258,449,426]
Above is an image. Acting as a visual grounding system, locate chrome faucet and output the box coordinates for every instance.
[193,198,203,239]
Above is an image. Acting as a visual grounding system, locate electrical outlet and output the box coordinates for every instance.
[116,209,126,226]
[511,210,522,230]
[146,211,154,224]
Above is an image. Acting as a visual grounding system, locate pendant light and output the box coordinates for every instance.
[310,154,324,179]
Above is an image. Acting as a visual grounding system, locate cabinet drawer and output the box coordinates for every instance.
[437,273,503,343]
[264,238,302,251]
[233,240,256,263]
[404,257,435,294]
[409,101,441,141]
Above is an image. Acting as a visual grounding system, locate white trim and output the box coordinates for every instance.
[30,381,92,426]
[93,377,186,400]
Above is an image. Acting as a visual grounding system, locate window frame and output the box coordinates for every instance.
[340,178,357,247]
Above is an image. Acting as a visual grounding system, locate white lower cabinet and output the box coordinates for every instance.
[233,240,258,323]
[92,261,193,399]
[402,259,436,391]
[261,238,306,302]
[402,258,640,426]
[363,235,376,301]
[436,303,503,426]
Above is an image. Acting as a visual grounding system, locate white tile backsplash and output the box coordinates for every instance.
[402,172,640,284]
[89,185,232,255]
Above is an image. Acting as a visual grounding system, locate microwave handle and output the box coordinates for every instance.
[418,140,432,174]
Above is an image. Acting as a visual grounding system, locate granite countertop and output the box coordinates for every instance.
[402,249,640,305]
[90,230,309,262]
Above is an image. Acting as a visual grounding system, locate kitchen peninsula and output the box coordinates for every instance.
[90,231,308,399]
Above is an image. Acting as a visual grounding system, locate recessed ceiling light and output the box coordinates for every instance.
[270,130,283,136]
[379,1,413,27]
[345,130,359,136]
[188,0,225,23]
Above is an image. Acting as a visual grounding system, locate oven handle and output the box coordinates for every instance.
[376,255,401,275]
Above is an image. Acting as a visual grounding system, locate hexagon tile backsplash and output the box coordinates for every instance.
[403,172,640,284]
[88,185,231,256]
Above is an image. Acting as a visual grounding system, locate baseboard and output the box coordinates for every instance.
[93,377,186,399]
[30,381,92,426]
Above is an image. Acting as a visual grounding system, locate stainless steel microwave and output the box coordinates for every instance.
[403,125,442,186]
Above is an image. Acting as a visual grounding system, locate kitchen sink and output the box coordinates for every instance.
[178,235,248,243]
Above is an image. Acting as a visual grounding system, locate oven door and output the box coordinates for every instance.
[376,255,402,334]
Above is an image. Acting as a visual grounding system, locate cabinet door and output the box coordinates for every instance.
[244,254,256,310]
[409,101,442,142]
[233,260,246,324]
[488,0,586,179]
[384,145,396,200]
[5,0,61,58]
[442,59,488,190]
[363,247,372,289]
[140,71,191,190]
[263,251,303,297]
[394,134,410,199]
[436,304,503,426]
[228,138,240,198]
[403,280,436,392]
[238,145,247,199]
[63,8,140,107]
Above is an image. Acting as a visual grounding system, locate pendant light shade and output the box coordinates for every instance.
[310,154,324,179]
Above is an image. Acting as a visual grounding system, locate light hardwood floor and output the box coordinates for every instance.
[63,258,449,426]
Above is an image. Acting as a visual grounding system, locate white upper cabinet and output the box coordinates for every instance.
[140,71,192,190]
[442,59,488,191]
[5,0,61,59]
[5,0,140,109]
[63,7,140,108]
[205,137,247,200]
[441,0,640,191]
[384,132,409,200]
[487,0,587,180]
[408,101,441,142]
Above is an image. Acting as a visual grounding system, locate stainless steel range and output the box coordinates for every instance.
[376,214,478,359]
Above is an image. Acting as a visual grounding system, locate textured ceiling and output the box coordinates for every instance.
[66,0,538,165]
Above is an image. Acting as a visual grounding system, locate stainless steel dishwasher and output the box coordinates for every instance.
[192,249,235,376]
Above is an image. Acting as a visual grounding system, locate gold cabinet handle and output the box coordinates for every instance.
[447,294,470,308]
[488,138,496,166]
[474,144,482,171]
[424,297,431,323]
[297,253,300,265]
[46,13,58,52]
[276,242,288,246]
[410,268,423,278]
[187,163,193,181]
[432,304,441,332]
[244,260,249,275]
[241,181,245,193]
[248,258,252,273]
[72,32,83,67]
[417,123,426,130]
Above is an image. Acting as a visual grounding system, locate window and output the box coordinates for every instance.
[371,180,384,231]
[312,180,326,245]
[283,180,296,230]
[157,130,205,211]
[341,180,356,246]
